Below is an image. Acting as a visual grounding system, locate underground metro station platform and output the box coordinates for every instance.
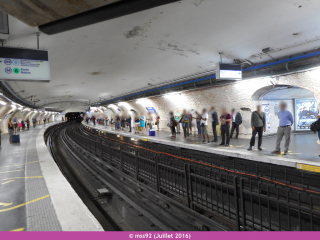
[2,0,320,236]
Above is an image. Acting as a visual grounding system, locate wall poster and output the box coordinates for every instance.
[262,104,271,131]
[294,98,318,131]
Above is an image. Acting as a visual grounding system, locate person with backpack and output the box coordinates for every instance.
[247,104,266,151]
[174,114,181,134]
[169,112,176,138]
[181,110,190,138]
[230,109,242,139]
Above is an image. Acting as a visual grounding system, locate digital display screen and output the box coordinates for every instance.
[219,70,242,79]
[216,63,242,80]
[0,47,50,82]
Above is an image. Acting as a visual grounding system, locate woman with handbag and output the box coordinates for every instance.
[169,112,176,138]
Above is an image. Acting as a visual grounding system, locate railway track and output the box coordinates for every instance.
[44,122,320,231]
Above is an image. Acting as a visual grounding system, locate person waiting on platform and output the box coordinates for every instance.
[146,113,153,129]
[195,111,201,137]
[247,104,266,151]
[181,110,190,138]
[219,108,232,146]
[230,109,242,139]
[169,112,176,138]
[200,108,210,143]
[210,106,219,142]
[140,115,146,135]
[26,118,30,130]
[155,115,160,131]
[8,119,14,144]
[127,115,132,132]
[174,114,181,134]
[135,115,140,134]
[271,101,294,155]
[188,111,193,135]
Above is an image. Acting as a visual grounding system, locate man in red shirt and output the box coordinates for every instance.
[219,107,232,146]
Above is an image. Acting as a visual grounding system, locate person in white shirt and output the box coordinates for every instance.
[200,108,210,144]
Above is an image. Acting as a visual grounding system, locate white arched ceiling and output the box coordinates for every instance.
[3,0,320,110]
[252,85,315,100]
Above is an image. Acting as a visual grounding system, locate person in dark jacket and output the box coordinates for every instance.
[210,106,219,142]
[230,109,242,139]
[127,116,132,132]
[26,119,30,130]
[247,104,266,151]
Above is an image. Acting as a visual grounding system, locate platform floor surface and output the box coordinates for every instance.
[87,122,320,163]
[0,123,61,231]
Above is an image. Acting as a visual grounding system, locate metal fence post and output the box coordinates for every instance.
[240,178,246,230]
[234,177,241,231]
[100,140,103,159]
[184,164,191,208]
[188,164,194,210]
[155,156,160,192]
[135,150,139,180]
[109,142,112,164]
[120,145,123,171]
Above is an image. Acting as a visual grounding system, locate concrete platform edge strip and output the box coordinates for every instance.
[83,122,318,168]
[35,126,103,231]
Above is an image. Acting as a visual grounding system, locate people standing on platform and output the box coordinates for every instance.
[188,111,193,135]
[26,118,30,130]
[92,116,96,126]
[271,102,294,155]
[247,104,266,151]
[210,106,219,142]
[105,117,109,126]
[135,115,140,134]
[230,109,242,139]
[8,119,14,144]
[200,108,210,143]
[195,111,201,137]
[174,114,181,134]
[169,112,176,138]
[140,115,146,135]
[155,115,160,131]
[43,118,46,125]
[219,108,232,146]
[18,121,22,131]
[181,110,190,138]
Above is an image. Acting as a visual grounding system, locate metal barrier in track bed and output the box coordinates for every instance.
[63,124,320,231]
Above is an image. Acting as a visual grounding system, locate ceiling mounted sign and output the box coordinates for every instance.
[0,47,50,82]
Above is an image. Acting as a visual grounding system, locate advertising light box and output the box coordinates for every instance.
[0,47,50,82]
[216,63,242,80]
